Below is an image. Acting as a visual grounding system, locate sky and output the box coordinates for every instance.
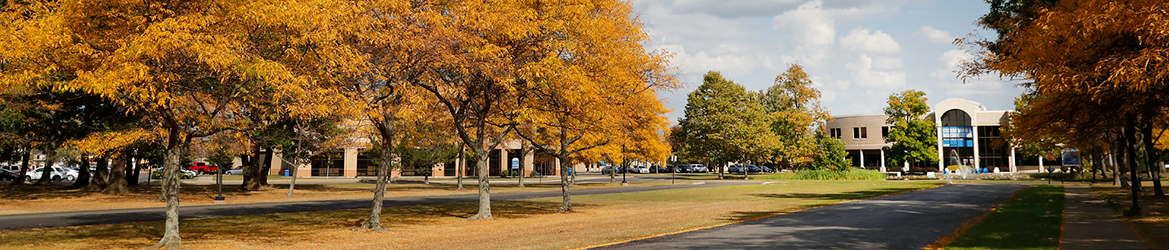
[634,0,1026,124]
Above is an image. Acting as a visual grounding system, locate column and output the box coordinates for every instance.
[936,123,945,169]
[524,150,534,177]
[879,149,886,172]
[1039,155,1044,171]
[903,161,910,172]
[972,126,980,170]
[343,147,357,177]
[431,162,444,177]
[859,149,864,168]
[296,161,311,177]
[499,149,508,176]
[269,150,284,175]
[1009,148,1017,172]
[552,157,561,176]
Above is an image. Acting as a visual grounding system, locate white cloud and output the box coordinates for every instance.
[917,26,954,44]
[847,54,907,89]
[931,49,1004,96]
[840,28,902,54]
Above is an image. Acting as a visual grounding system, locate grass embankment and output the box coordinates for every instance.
[944,185,1064,250]
[0,180,942,250]
[0,181,671,215]
[1093,184,1169,250]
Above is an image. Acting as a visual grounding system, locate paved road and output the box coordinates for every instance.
[601,183,1030,250]
[0,181,747,231]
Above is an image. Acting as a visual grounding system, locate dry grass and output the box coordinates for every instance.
[1092,182,1169,250]
[0,181,671,216]
[0,180,942,250]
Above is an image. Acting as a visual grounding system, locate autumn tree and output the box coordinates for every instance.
[966,0,1169,208]
[882,90,938,169]
[511,0,675,212]
[759,64,832,168]
[1,0,364,248]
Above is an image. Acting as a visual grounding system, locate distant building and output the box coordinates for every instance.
[826,98,1017,173]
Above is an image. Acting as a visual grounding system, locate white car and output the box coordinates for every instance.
[224,168,244,175]
[26,166,78,182]
[631,166,650,174]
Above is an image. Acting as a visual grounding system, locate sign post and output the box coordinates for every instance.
[1061,149,1081,183]
[511,157,519,178]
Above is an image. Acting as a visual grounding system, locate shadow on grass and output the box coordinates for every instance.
[0,200,591,249]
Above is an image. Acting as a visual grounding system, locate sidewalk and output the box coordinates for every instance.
[1061,185,1150,250]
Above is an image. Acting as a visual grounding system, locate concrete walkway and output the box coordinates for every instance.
[1061,186,1150,250]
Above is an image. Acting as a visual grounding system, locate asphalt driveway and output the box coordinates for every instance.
[601,183,1030,250]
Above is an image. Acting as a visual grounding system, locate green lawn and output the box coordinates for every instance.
[945,185,1064,250]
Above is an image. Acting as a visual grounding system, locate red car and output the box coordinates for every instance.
[186,162,218,175]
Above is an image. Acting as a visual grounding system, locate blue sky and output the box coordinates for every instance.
[635,0,1026,123]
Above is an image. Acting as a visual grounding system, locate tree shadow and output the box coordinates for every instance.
[749,187,923,201]
[0,200,595,249]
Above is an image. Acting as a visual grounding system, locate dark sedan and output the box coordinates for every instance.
[0,169,15,181]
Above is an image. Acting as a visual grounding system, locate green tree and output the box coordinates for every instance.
[811,129,849,170]
[882,90,938,167]
[679,72,781,178]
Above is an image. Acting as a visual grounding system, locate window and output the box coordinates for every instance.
[882,126,890,138]
[853,127,867,140]
[829,128,842,139]
[861,127,868,139]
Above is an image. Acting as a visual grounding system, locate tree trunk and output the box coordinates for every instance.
[1142,123,1163,197]
[456,143,464,190]
[86,156,110,191]
[125,154,137,186]
[1124,124,1140,211]
[35,148,57,185]
[260,150,273,186]
[128,153,141,186]
[287,163,299,197]
[241,146,263,191]
[557,153,573,212]
[518,143,527,188]
[147,137,186,250]
[467,147,493,220]
[103,153,130,195]
[360,143,391,230]
[10,150,30,186]
[69,154,91,189]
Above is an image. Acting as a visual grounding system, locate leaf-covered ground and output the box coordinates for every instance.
[0,180,941,250]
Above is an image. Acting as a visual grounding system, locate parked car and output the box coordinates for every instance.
[673,164,693,173]
[224,167,244,175]
[185,162,219,175]
[151,169,198,179]
[760,166,775,173]
[689,164,709,173]
[26,166,78,182]
[630,166,650,174]
[601,166,623,175]
[652,165,672,173]
[1,165,23,172]
[0,169,16,181]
